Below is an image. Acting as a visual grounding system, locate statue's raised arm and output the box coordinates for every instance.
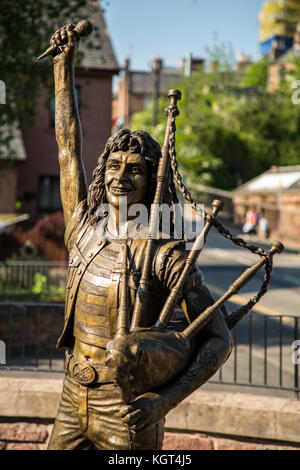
[52,24,88,226]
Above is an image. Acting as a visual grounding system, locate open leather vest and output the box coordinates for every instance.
[57,218,180,349]
[73,241,123,349]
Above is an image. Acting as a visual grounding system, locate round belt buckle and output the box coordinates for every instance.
[73,362,96,385]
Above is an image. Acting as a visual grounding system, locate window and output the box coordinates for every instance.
[39,176,62,215]
[279,67,286,80]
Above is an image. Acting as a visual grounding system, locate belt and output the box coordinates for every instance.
[65,351,115,386]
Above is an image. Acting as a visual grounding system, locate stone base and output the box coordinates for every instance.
[163,431,300,451]
[1,422,300,451]
[0,421,52,450]
[1,377,300,450]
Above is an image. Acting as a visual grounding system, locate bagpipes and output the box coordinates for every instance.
[105,91,284,403]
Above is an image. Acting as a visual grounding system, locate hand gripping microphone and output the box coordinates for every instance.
[38,20,93,61]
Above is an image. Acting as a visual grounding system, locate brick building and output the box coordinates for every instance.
[1,1,119,224]
[112,57,183,130]
[268,23,300,91]
[233,165,300,242]
[112,53,207,131]
[0,126,26,214]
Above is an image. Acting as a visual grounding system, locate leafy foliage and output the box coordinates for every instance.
[0,0,102,157]
[131,54,300,190]
[240,58,269,90]
[31,272,48,295]
[0,283,66,302]
[32,211,65,240]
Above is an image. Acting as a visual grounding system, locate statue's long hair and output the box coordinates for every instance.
[87,129,179,227]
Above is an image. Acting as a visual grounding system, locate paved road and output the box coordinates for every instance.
[195,223,300,398]
[199,224,300,318]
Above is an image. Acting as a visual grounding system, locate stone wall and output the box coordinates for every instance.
[0,377,300,451]
[163,431,300,451]
[0,421,299,451]
[0,421,52,450]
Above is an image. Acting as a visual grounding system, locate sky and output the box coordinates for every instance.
[103,0,265,72]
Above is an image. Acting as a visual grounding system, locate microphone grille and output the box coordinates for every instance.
[75,20,93,37]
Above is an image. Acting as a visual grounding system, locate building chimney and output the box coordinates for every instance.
[269,39,285,61]
[153,56,163,73]
[294,22,300,49]
[152,57,163,126]
[210,59,219,74]
[124,57,130,127]
[124,57,130,72]
[184,53,192,76]
[236,50,252,73]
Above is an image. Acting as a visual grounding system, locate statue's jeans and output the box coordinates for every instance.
[48,373,165,450]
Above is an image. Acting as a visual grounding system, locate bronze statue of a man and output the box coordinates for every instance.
[47,24,232,450]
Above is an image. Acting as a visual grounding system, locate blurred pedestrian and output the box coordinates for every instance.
[258,209,269,239]
[242,206,258,235]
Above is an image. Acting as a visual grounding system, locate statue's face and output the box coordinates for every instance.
[105,151,149,209]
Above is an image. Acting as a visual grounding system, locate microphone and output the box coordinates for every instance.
[38,20,93,61]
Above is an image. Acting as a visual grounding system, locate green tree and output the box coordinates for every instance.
[0,0,102,158]
[240,58,269,90]
[131,54,300,190]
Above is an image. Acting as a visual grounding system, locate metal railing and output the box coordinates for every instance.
[211,312,299,398]
[0,303,299,398]
[0,302,65,372]
[0,261,67,293]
